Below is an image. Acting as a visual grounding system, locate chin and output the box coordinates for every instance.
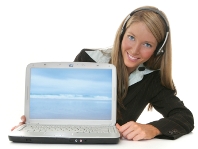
[124,61,139,70]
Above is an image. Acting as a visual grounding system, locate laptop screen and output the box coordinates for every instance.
[29,68,112,120]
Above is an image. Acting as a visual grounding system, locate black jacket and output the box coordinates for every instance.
[74,49,194,140]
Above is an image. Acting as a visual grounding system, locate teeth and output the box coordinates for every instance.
[128,53,138,60]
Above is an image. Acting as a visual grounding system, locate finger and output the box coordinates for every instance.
[122,127,134,138]
[125,129,140,140]
[116,123,121,129]
[118,121,133,133]
[132,133,145,141]
[11,126,17,131]
[11,121,25,131]
[21,115,26,122]
[18,121,25,125]
[116,123,123,137]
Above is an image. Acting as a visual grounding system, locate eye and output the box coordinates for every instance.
[128,35,135,41]
[144,43,152,48]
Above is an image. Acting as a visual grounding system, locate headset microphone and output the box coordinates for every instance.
[138,67,145,71]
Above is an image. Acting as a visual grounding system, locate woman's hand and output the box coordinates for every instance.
[11,115,26,131]
[116,121,161,141]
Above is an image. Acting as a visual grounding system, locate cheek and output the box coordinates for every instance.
[121,38,132,51]
[141,50,154,60]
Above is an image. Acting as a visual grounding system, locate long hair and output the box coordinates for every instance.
[111,6,176,120]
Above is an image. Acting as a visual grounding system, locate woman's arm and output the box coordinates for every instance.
[148,72,194,139]
[74,49,96,62]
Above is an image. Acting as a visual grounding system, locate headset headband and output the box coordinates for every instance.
[120,8,169,56]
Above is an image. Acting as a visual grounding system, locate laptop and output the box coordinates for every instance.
[8,62,120,144]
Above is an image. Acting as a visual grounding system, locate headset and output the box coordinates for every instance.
[120,8,169,56]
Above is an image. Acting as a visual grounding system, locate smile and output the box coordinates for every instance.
[127,52,139,61]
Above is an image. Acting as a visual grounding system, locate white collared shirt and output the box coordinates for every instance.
[85,49,154,86]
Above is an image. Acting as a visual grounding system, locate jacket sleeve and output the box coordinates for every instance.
[74,49,96,62]
[148,73,194,139]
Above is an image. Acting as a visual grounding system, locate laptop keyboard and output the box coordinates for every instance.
[20,125,116,133]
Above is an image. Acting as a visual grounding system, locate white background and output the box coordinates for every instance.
[0,0,197,144]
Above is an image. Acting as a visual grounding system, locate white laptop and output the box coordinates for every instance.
[8,62,120,144]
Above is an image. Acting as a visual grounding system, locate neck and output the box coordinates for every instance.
[127,67,137,75]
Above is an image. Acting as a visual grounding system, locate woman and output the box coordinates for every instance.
[12,6,194,141]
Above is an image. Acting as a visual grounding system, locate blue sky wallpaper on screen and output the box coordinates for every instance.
[29,68,112,120]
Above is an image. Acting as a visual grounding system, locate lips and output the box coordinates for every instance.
[127,52,139,61]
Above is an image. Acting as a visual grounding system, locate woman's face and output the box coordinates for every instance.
[121,21,157,73]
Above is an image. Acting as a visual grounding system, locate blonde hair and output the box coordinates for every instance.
[111,6,176,119]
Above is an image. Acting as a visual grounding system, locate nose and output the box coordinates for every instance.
[130,42,141,55]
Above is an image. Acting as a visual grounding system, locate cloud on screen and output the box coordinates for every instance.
[30,68,112,98]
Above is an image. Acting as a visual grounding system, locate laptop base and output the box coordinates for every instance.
[9,136,120,144]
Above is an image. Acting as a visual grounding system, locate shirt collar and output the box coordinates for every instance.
[86,50,111,63]
[128,63,153,86]
[85,50,154,86]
